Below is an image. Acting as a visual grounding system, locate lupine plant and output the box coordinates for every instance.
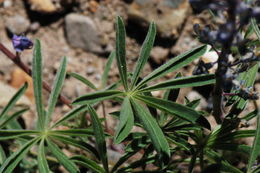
[0,0,259,172]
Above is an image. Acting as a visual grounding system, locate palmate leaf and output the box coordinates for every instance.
[0,137,40,173]
[46,56,67,127]
[130,98,170,157]
[139,74,215,92]
[33,39,45,130]
[71,155,105,173]
[69,72,97,90]
[0,82,28,119]
[116,16,128,91]
[130,22,156,89]
[46,139,79,173]
[134,45,208,90]
[72,90,124,105]
[134,95,210,129]
[114,97,134,144]
[88,105,109,172]
[38,139,50,173]
[102,51,115,88]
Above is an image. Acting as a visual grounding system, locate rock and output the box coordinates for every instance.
[150,46,169,64]
[28,0,75,13]
[10,68,34,101]
[3,0,12,8]
[6,15,30,35]
[128,0,191,38]
[86,67,95,75]
[65,13,103,54]
[186,91,207,110]
[28,0,57,13]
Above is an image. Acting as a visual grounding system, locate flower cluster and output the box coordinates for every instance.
[191,0,260,101]
[12,35,33,52]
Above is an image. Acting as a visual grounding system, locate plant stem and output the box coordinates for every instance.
[0,43,72,108]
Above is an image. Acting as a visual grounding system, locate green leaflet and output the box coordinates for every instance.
[139,74,215,92]
[116,16,128,91]
[130,98,170,157]
[248,110,260,173]
[131,22,156,89]
[51,135,99,160]
[88,105,109,172]
[46,56,67,127]
[47,139,79,173]
[72,90,124,105]
[33,39,45,130]
[69,72,97,90]
[134,94,210,129]
[102,51,115,88]
[114,97,134,144]
[38,139,50,173]
[0,130,40,140]
[134,45,208,90]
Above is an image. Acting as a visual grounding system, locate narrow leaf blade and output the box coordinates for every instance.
[88,105,109,172]
[102,51,115,88]
[72,90,124,105]
[47,139,79,173]
[33,39,45,130]
[135,45,208,90]
[46,57,67,126]
[114,97,134,144]
[38,139,50,173]
[69,72,97,90]
[130,98,170,157]
[116,16,128,91]
[139,74,215,92]
[248,110,260,172]
[131,22,156,88]
[135,94,210,129]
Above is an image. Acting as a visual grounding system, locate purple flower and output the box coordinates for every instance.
[12,35,33,52]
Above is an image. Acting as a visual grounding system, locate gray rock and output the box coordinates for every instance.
[128,0,190,38]
[65,13,103,54]
[6,15,30,35]
[150,46,169,64]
